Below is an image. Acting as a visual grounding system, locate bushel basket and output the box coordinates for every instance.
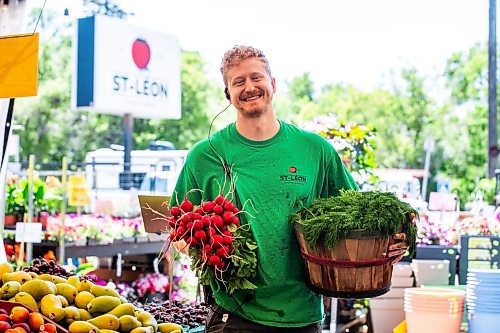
[295,222,395,298]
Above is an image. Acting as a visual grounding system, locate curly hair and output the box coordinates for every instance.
[220,45,272,86]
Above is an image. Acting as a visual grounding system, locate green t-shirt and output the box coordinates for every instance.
[173,120,358,327]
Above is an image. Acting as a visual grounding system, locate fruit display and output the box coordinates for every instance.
[0,304,59,333]
[21,260,75,279]
[0,262,187,333]
[133,299,207,331]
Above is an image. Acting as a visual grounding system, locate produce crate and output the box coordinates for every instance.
[0,300,68,333]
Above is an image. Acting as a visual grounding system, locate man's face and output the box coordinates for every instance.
[225,57,276,118]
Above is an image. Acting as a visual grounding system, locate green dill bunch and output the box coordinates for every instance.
[290,190,418,256]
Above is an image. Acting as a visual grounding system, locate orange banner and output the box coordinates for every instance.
[0,33,39,98]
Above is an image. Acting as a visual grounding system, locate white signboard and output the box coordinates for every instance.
[72,15,181,119]
[15,222,42,243]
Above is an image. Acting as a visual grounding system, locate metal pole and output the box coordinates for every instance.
[123,113,134,190]
[488,0,498,178]
[59,157,67,264]
[26,154,35,264]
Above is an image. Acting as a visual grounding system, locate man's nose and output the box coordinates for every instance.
[243,81,256,92]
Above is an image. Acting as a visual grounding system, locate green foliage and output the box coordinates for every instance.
[193,224,258,294]
[301,115,377,183]
[289,190,418,256]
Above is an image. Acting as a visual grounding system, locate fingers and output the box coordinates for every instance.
[393,233,407,241]
[387,248,407,258]
[391,253,405,265]
[389,242,409,251]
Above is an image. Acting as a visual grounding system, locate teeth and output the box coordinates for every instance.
[244,96,260,101]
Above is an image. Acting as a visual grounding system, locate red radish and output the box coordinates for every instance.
[216,261,226,269]
[222,211,234,224]
[223,236,233,245]
[209,255,221,266]
[181,214,191,224]
[213,205,223,215]
[232,217,240,226]
[169,231,177,241]
[215,195,224,205]
[211,215,224,229]
[176,227,187,236]
[168,217,177,228]
[170,206,181,216]
[222,230,232,237]
[186,236,198,245]
[233,207,240,213]
[195,230,207,240]
[202,201,215,213]
[186,222,194,230]
[207,227,216,236]
[201,215,211,228]
[193,220,204,230]
[211,235,224,247]
[204,244,213,253]
[180,200,194,212]
[195,207,204,215]
[193,213,202,220]
[223,202,235,212]
[216,246,229,258]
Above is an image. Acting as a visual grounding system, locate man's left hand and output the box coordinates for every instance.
[387,233,409,265]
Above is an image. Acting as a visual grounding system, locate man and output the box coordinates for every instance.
[173,46,408,332]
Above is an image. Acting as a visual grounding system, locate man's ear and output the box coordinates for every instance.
[224,87,230,101]
[272,78,276,93]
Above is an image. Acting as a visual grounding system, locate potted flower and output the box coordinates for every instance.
[5,172,24,225]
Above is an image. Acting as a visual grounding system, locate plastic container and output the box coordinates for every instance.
[369,298,404,333]
[468,311,500,332]
[406,309,463,333]
[411,259,450,287]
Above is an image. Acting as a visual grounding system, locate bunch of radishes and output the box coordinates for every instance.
[167,194,242,271]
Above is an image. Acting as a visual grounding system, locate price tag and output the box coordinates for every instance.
[15,223,42,243]
[69,187,90,206]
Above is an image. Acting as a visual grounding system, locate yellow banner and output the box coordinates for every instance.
[0,33,39,98]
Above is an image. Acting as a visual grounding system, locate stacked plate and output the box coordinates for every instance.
[404,287,465,333]
[466,269,500,332]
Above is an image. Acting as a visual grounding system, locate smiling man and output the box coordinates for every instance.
[172,46,403,332]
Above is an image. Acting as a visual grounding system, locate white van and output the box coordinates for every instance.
[85,148,188,193]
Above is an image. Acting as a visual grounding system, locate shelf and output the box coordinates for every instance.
[29,240,165,258]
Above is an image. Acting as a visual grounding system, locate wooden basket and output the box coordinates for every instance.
[294,222,394,299]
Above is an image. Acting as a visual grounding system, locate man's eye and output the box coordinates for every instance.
[234,80,243,86]
[252,75,262,81]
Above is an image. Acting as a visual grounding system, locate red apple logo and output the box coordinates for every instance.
[132,38,151,69]
[289,166,297,173]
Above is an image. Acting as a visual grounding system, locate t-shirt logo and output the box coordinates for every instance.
[280,166,307,183]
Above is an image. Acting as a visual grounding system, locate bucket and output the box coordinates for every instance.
[294,222,394,298]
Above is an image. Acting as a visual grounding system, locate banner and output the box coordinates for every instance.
[0,33,39,98]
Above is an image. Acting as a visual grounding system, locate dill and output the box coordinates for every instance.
[290,190,418,256]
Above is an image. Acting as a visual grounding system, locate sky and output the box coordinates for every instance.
[30,0,495,96]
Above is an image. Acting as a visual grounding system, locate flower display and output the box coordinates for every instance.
[44,214,147,242]
[417,213,500,246]
[132,273,170,297]
[300,114,377,184]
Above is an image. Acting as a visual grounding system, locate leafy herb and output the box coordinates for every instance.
[289,190,418,255]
